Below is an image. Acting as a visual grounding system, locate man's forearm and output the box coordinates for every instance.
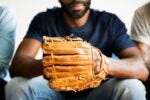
[107,57,149,81]
[136,42,150,73]
[10,56,43,78]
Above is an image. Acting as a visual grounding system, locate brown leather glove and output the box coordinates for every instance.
[42,35,108,92]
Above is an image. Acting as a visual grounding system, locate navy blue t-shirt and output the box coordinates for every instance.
[25,7,135,57]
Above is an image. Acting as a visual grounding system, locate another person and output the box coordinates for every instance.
[5,0,149,100]
[0,4,16,100]
[130,2,150,99]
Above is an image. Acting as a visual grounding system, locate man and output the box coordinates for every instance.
[130,2,150,99]
[0,4,16,100]
[5,0,149,100]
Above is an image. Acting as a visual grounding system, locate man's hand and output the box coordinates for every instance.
[136,42,150,71]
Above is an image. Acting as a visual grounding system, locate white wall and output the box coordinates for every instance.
[1,0,149,58]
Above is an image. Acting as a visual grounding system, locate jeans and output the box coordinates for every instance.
[5,76,146,100]
[0,5,16,79]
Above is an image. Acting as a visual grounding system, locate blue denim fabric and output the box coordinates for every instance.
[5,76,146,100]
[0,5,16,79]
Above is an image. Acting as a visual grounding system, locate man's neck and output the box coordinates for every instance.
[64,10,90,28]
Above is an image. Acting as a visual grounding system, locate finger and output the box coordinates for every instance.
[43,55,92,66]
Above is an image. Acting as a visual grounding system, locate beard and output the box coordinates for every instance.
[59,0,91,19]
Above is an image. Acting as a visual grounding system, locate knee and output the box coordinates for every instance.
[5,77,30,100]
[115,79,146,98]
[5,77,27,92]
[5,76,58,100]
[117,79,145,92]
[5,76,48,95]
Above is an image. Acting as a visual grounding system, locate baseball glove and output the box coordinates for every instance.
[42,35,108,92]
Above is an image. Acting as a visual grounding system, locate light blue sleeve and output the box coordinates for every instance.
[0,5,17,78]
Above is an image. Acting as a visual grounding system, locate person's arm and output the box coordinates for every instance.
[0,5,16,78]
[106,46,149,81]
[9,38,43,78]
[9,11,45,78]
[129,5,150,81]
[135,42,150,70]
[103,13,149,81]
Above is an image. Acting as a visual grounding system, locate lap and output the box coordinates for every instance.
[87,78,146,100]
[5,76,64,100]
[5,77,146,100]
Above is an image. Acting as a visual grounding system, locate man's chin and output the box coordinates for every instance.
[69,13,85,19]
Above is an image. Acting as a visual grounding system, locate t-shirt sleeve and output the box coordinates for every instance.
[110,15,135,55]
[24,13,45,43]
[131,10,150,46]
[0,5,16,36]
[0,5,16,72]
